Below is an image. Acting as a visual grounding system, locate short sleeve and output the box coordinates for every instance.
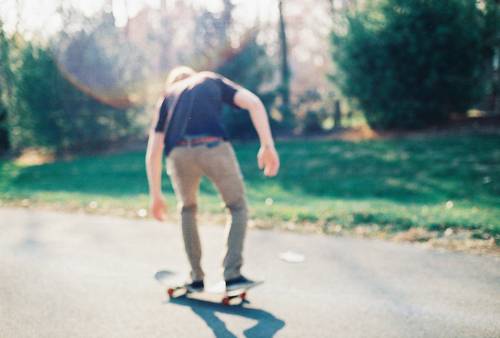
[216,76,240,107]
[153,97,169,132]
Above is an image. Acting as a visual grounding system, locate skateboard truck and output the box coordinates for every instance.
[166,286,252,306]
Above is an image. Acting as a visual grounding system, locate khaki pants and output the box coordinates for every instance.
[166,141,248,281]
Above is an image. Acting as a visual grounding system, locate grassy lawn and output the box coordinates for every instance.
[1,130,499,242]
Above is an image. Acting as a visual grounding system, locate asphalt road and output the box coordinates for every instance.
[1,208,499,338]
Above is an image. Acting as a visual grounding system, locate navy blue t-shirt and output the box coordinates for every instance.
[154,72,240,156]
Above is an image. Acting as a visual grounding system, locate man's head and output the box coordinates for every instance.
[165,66,196,89]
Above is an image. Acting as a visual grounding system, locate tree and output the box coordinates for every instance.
[277,0,294,130]
[217,32,276,139]
[481,0,500,115]
[0,23,24,154]
[54,9,147,108]
[0,22,12,153]
[192,0,237,70]
[221,0,235,37]
[189,1,277,139]
[331,0,492,130]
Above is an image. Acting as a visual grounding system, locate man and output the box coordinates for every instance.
[146,66,280,292]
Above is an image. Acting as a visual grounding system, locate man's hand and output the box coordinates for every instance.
[258,145,280,177]
[150,195,167,221]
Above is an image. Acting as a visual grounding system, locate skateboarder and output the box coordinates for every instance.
[146,66,280,292]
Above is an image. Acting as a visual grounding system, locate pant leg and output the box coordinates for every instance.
[197,142,248,280]
[167,147,204,281]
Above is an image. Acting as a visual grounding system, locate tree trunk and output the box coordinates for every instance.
[334,100,342,129]
[328,0,335,15]
[222,0,235,38]
[278,0,293,128]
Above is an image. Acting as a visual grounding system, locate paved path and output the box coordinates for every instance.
[0,208,499,338]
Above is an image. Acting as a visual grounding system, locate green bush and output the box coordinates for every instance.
[10,42,137,152]
[331,0,494,130]
[303,110,324,135]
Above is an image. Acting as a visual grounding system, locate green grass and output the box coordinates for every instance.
[1,131,499,239]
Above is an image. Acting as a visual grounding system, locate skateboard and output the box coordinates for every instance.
[154,270,263,306]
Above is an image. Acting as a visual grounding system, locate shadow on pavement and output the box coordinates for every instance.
[166,297,285,338]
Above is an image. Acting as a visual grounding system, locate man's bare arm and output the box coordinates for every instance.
[234,89,274,147]
[234,89,280,177]
[145,131,167,221]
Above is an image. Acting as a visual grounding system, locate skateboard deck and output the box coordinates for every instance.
[154,270,263,306]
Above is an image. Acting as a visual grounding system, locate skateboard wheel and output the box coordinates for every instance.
[167,288,175,297]
[222,297,230,306]
[240,292,247,300]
